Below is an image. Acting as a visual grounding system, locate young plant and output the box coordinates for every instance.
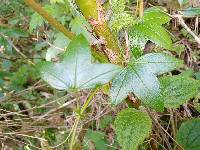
[25,0,200,149]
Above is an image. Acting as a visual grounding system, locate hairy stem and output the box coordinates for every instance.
[75,0,123,64]
[24,0,75,39]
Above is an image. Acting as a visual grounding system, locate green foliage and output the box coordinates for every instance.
[46,33,70,61]
[110,53,182,111]
[176,119,200,150]
[50,0,65,4]
[2,0,200,149]
[111,0,126,13]
[0,0,25,16]
[69,16,93,42]
[178,0,188,6]
[83,129,109,150]
[37,35,121,90]
[10,65,39,91]
[110,13,135,32]
[142,7,170,25]
[29,3,70,32]
[195,71,200,80]
[0,27,28,38]
[115,108,152,150]
[160,75,200,108]
[132,7,172,50]
[181,7,200,17]
[29,13,44,32]
[99,115,114,129]
[129,30,147,58]
[110,0,135,32]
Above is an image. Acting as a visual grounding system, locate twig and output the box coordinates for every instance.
[169,109,176,138]
[0,33,35,65]
[176,15,200,45]
[31,99,76,124]
[24,0,75,39]
[146,109,184,149]
[124,30,130,62]
[183,104,192,117]
[146,109,173,150]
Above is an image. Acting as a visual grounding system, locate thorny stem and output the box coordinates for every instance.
[24,0,110,63]
[75,0,123,64]
[69,87,99,150]
[24,0,75,39]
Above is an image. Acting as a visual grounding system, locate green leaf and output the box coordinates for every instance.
[110,0,135,32]
[133,23,172,50]
[0,27,28,38]
[70,16,93,42]
[133,7,172,50]
[111,0,126,14]
[115,108,152,150]
[46,33,70,61]
[110,13,135,32]
[83,129,108,150]
[29,12,44,32]
[50,0,64,4]
[160,75,200,108]
[182,7,200,17]
[143,7,171,25]
[178,0,188,6]
[99,115,114,129]
[0,37,12,53]
[29,4,69,32]
[110,53,182,111]
[38,35,121,90]
[176,119,200,150]
[194,71,200,80]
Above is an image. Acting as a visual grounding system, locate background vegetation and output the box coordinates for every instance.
[0,0,200,150]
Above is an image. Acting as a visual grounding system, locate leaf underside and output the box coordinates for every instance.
[37,35,121,91]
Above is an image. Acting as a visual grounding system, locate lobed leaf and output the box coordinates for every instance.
[110,53,182,111]
[38,35,121,90]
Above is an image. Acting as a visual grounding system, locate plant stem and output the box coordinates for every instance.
[177,15,200,45]
[139,0,144,18]
[24,0,110,63]
[69,117,80,150]
[69,87,99,150]
[0,33,35,65]
[24,0,75,39]
[170,109,176,138]
[75,0,123,64]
